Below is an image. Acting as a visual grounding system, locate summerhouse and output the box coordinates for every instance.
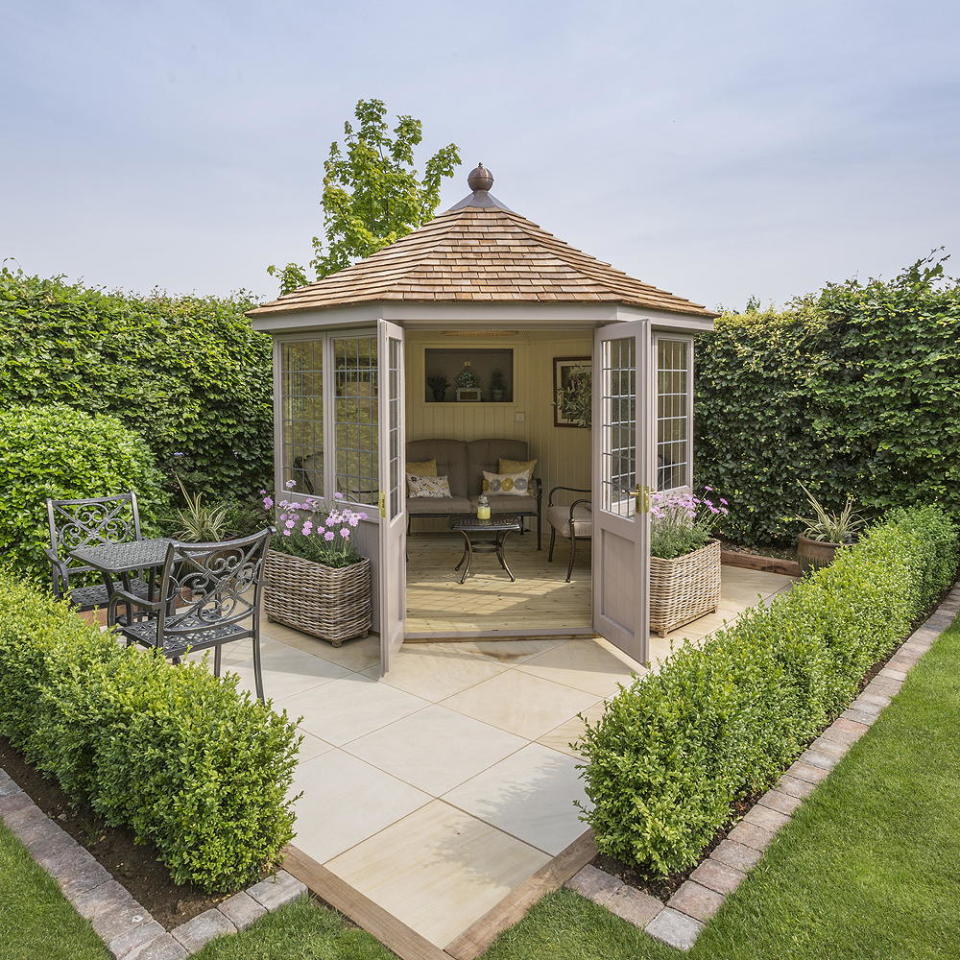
[248,164,716,673]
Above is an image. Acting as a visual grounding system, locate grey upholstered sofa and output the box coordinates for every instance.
[405,438,543,549]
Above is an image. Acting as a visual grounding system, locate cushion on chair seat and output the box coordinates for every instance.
[547,503,593,539]
[119,617,250,657]
[407,496,474,515]
[69,578,152,612]
[474,494,539,514]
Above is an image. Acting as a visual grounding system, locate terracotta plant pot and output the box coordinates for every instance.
[796,535,841,574]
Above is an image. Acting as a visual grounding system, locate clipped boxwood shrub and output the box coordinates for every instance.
[0,572,300,891]
[0,267,272,498]
[579,505,958,878]
[0,403,168,580]
[695,256,960,546]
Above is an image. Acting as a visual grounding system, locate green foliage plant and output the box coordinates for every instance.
[0,404,168,579]
[578,505,958,878]
[171,475,232,542]
[0,268,273,499]
[0,572,300,892]
[694,253,960,546]
[798,482,864,543]
[268,99,461,293]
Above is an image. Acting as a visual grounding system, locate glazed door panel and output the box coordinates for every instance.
[591,321,651,664]
[378,320,406,674]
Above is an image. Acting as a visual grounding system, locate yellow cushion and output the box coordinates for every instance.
[406,458,437,477]
[499,458,537,480]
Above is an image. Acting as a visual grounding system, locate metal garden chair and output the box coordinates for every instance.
[46,492,152,611]
[108,528,274,702]
[546,486,593,582]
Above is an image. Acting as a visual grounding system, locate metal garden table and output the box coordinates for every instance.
[68,538,172,625]
[449,515,522,584]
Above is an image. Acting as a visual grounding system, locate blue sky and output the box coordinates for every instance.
[2,0,958,310]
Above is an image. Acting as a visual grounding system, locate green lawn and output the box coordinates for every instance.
[2,616,958,960]
[0,820,109,960]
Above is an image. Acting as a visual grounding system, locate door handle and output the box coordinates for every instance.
[634,485,652,514]
[378,491,386,519]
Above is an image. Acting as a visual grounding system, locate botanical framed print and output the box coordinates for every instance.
[554,356,592,428]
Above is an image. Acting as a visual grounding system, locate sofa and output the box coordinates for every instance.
[405,438,543,549]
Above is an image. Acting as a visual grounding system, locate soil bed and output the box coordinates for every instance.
[721,539,798,562]
[0,737,245,927]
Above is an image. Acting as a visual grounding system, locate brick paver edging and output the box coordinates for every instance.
[566,582,960,952]
[0,772,306,960]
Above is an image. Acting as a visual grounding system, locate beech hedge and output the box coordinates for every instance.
[694,256,960,546]
[578,505,958,878]
[0,574,300,892]
[0,267,273,498]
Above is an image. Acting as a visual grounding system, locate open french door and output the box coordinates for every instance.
[377,320,406,675]
[591,321,651,665]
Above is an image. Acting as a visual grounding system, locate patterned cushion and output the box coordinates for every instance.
[405,458,437,477]
[481,471,530,496]
[407,474,453,498]
[499,458,537,480]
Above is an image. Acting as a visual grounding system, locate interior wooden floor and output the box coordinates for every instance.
[405,530,592,638]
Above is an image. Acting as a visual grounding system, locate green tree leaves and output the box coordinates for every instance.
[268,98,460,293]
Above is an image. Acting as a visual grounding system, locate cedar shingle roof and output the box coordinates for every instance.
[249,193,716,319]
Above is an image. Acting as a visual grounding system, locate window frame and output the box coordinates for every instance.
[274,328,381,519]
[654,334,694,494]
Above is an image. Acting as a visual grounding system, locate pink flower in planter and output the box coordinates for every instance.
[301,521,313,535]
[324,531,335,542]
[339,527,351,539]
[285,480,297,489]
[284,518,296,530]
[262,496,274,510]
[282,529,292,536]
[334,492,344,500]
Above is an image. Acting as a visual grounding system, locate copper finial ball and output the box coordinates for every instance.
[467,163,494,192]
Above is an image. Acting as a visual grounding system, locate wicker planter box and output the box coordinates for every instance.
[649,538,722,637]
[263,550,371,646]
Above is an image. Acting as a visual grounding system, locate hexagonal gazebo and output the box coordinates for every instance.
[248,164,716,673]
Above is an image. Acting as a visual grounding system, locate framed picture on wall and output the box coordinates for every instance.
[554,356,592,428]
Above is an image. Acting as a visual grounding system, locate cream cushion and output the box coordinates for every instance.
[547,502,593,539]
[481,470,530,496]
[407,475,452,498]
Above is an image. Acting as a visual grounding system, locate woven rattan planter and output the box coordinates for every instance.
[263,550,371,646]
[649,538,722,637]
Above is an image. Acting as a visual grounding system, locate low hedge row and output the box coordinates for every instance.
[578,505,958,878]
[0,573,300,892]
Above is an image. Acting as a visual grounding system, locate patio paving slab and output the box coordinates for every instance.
[262,622,382,673]
[219,638,353,700]
[282,671,429,746]
[536,699,608,758]
[443,742,591,855]
[326,799,550,947]
[290,750,430,863]
[516,637,643,698]
[343,704,527,796]
[373,642,508,701]
[441,668,600,740]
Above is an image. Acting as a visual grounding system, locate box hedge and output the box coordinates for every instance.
[0,573,300,892]
[694,256,960,546]
[0,403,169,580]
[578,505,958,878]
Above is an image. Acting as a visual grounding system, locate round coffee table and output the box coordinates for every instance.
[449,514,522,583]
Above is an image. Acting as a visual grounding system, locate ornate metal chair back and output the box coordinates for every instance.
[156,528,272,647]
[46,492,143,595]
